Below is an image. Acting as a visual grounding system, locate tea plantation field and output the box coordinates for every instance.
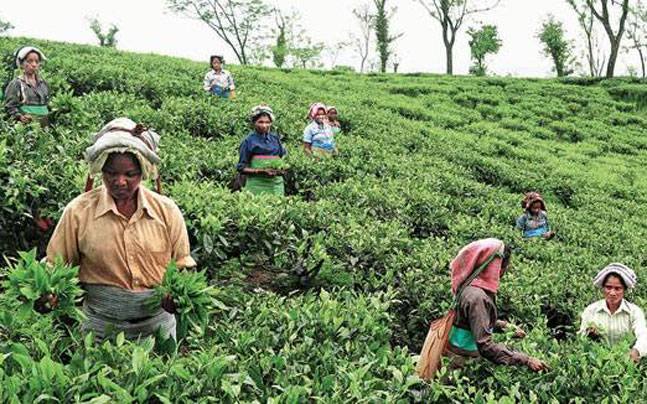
[0,37,646,402]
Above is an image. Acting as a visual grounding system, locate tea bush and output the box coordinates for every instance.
[0,36,646,401]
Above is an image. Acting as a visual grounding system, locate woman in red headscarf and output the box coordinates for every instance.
[447,238,548,371]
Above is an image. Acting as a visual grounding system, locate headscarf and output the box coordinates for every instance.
[593,263,637,290]
[250,104,275,123]
[15,46,47,68]
[450,238,506,295]
[306,103,327,121]
[522,192,546,212]
[84,117,160,181]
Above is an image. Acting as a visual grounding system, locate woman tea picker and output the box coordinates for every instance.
[236,104,287,196]
[516,192,555,239]
[45,118,196,341]
[4,46,50,126]
[303,103,337,157]
[203,55,236,99]
[580,263,647,363]
[446,238,548,371]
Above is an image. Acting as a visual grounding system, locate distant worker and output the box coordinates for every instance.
[236,104,287,196]
[446,238,549,371]
[516,192,555,239]
[580,263,646,363]
[203,55,235,99]
[303,103,337,157]
[326,106,341,136]
[4,46,50,126]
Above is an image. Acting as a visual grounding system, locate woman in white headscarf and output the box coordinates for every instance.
[579,263,647,363]
[45,118,196,341]
[4,46,50,126]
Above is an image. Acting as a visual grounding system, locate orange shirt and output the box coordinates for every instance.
[46,186,196,291]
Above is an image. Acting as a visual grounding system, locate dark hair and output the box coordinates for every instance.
[251,112,272,123]
[210,55,224,65]
[501,244,513,270]
[603,273,627,290]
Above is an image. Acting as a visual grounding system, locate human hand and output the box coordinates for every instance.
[513,326,527,339]
[543,231,555,240]
[161,293,177,314]
[585,326,603,342]
[629,348,641,363]
[526,357,550,372]
[19,114,33,124]
[33,293,58,314]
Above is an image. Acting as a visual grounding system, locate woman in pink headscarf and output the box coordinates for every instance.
[447,238,549,371]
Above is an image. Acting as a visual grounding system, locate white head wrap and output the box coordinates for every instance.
[593,263,637,289]
[250,104,275,123]
[84,117,160,180]
[16,46,47,68]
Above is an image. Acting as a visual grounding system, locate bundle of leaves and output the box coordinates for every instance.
[1,250,83,321]
[149,262,218,340]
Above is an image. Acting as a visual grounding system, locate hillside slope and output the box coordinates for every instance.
[1,37,646,401]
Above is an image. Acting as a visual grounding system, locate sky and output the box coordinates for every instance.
[0,0,640,77]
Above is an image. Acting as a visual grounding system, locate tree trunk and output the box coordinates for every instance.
[638,47,646,78]
[606,41,619,78]
[445,44,453,75]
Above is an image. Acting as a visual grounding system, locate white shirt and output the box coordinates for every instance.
[203,69,235,92]
[579,299,647,357]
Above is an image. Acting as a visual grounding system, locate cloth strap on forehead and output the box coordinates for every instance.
[97,124,154,151]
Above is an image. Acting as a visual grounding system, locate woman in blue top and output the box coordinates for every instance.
[236,104,287,196]
[303,103,337,157]
[515,192,555,239]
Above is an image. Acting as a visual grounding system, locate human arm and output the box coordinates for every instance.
[4,80,30,122]
[46,206,80,266]
[515,214,527,230]
[203,72,213,92]
[495,320,526,338]
[227,72,235,91]
[630,305,647,361]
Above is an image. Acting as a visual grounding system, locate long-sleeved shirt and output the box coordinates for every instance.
[451,286,530,366]
[46,186,196,291]
[4,75,50,119]
[579,299,647,357]
[203,69,235,93]
[236,131,287,172]
[515,210,550,238]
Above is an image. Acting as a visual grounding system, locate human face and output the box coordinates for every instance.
[529,201,543,215]
[314,108,327,124]
[22,52,41,76]
[102,153,142,201]
[254,115,272,134]
[211,58,222,71]
[603,275,625,308]
[327,110,338,121]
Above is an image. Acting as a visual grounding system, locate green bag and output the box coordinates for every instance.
[244,155,285,196]
[19,104,49,116]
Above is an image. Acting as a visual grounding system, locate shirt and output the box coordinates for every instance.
[46,186,196,291]
[4,75,50,119]
[303,121,336,151]
[203,69,235,92]
[579,299,647,357]
[516,211,550,238]
[452,286,529,366]
[237,131,287,172]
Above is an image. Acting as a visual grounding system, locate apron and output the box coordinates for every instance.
[211,85,231,98]
[244,155,285,196]
[82,283,176,341]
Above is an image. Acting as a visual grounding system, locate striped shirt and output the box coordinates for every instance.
[203,69,235,93]
[579,299,647,357]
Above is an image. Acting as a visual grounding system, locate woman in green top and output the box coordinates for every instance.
[236,104,288,196]
[4,46,50,126]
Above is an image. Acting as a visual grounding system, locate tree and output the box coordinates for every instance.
[166,0,272,65]
[538,16,576,77]
[325,40,351,68]
[89,18,119,48]
[0,16,13,34]
[566,0,606,77]
[467,24,501,76]
[575,0,632,77]
[271,10,291,68]
[414,0,500,74]
[289,30,325,69]
[373,0,403,73]
[352,3,375,73]
[624,3,647,77]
